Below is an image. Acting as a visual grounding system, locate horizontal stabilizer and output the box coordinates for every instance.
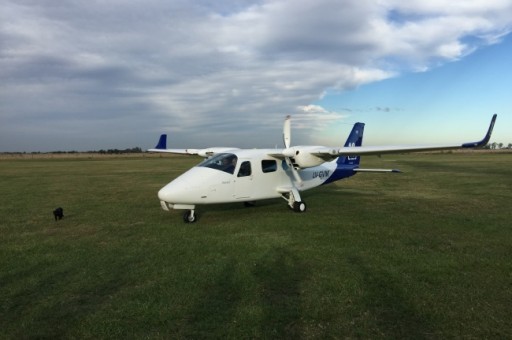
[354,168,402,173]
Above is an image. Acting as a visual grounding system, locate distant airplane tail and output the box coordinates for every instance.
[337,122,364,166]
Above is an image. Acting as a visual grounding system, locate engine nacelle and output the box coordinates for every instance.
[289,146,335,168]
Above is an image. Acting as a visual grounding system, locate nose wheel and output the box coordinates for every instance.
[183,210,197,223]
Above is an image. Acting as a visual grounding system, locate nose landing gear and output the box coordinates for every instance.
[183,210,197,223]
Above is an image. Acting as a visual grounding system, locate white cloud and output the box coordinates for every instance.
[0,0,511,150]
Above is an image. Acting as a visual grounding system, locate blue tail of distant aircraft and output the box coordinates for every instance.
[337,122,364,166]
[154,134,167,150]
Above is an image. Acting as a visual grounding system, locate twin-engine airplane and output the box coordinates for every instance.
[149,114,497,223]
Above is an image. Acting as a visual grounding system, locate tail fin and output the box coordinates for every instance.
[154,134,167,149]
[337,122,364,166]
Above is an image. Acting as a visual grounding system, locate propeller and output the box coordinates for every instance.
[282,115,302,185]
[283,115,291,149]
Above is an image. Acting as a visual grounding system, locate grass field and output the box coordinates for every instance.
[1,153,511,338]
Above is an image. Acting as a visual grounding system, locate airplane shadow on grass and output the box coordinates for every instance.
[182,248,308,338]
[3,264,128,338]
[347,255,435,339]
[252,248,308,338]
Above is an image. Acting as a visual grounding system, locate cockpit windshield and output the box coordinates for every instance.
[197,153,238,174]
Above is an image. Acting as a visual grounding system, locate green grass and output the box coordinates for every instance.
[1,153,511,338]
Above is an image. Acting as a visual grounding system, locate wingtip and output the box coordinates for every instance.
[462,114,497,148]
[154,134,167,150]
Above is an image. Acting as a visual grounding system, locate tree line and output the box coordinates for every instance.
[6,147,143,155]
[483,143,512,150]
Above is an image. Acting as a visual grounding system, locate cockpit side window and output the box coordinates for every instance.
[237,161,252,177]
[198,153,238,174]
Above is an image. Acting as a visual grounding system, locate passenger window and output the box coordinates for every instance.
[237,161,252,177]
[261,160,277,173]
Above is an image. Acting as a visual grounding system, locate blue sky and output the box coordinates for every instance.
[1,0,511,152]
[316,33,512,146]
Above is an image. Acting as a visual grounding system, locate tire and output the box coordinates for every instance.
[183,210,197,223]
[293,201,306,213]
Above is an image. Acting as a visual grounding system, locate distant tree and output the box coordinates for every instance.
[508,143,512,149]
[498,143,503,149]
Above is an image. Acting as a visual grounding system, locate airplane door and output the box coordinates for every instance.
[234,160,253,198]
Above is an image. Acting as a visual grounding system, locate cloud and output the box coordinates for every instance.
[1,0,511,151]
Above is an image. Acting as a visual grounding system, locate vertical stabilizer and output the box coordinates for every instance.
[323,122,365,185]
[337,123,364,166]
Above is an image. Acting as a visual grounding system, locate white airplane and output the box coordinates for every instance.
[149,114,497,223]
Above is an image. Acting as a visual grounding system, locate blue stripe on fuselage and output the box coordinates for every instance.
[322,161,358,185]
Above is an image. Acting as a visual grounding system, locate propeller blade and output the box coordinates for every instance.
[283,115,291,148]
[284,157,302,184]
[282,115,302,185]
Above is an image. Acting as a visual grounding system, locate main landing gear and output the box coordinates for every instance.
[282,187,307,213]
[292,201,307,212]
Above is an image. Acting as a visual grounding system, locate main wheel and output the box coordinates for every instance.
[183,210,197,223]
[293,201,307,213]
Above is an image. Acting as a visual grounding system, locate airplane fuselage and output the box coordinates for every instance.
[157,148,356,211]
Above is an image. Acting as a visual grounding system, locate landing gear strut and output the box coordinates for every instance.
[282,188,307,213]
[183,210,197,223]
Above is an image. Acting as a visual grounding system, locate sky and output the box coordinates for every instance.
[1,0,511,152]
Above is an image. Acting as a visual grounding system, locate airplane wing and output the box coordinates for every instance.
[268,114,497,166]
[313,113,497,157]
[148,134,239,157]
[147,148,201,154]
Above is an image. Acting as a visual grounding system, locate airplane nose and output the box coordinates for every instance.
[157,167,230,209]
[158,179,188,203]
[157,167,210,205]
